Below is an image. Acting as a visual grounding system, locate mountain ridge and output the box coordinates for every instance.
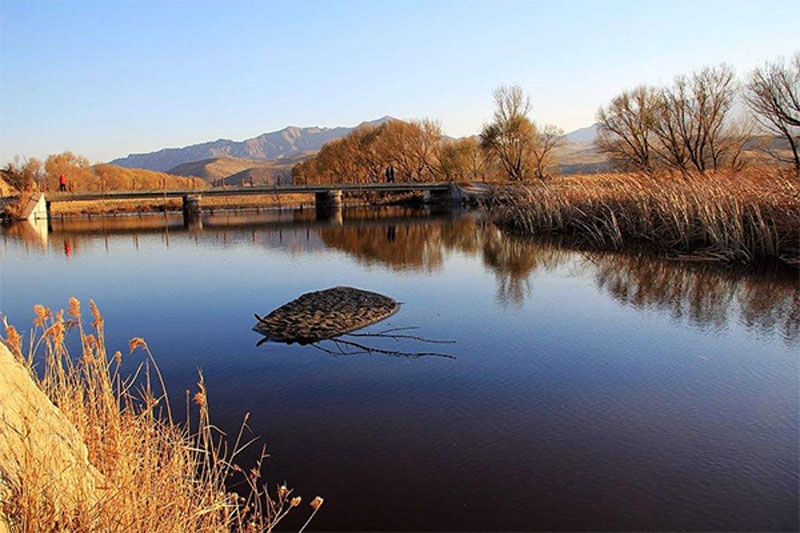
[110,117,396,172]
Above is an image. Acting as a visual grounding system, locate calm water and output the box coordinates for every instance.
[1,208,798,532]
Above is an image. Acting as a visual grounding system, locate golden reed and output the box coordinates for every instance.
[1,298,321,532]
[490,168,799,265]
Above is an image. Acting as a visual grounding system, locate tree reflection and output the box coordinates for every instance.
[314,213,800,342]
[588,253,799,343]
[319,223,446,272]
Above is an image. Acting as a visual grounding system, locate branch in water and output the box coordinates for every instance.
[311,337,455,359]
[345,331,455,345]
[256,324,456,359]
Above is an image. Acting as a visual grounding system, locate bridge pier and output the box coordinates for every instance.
[182,194,203,229]
[18,193,49,223]
[315,190,343,219]
[423,183,469,205]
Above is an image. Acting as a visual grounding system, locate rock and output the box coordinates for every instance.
[255,286,398,344]
[0,342,104,528]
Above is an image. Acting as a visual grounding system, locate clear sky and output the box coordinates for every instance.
[1,0,797,165]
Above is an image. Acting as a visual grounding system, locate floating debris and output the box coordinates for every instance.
[254,286,399,344]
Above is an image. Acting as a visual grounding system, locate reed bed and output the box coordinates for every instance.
[490,168,800,265]
[1,299,322,532]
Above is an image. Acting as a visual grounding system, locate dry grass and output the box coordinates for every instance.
[490,167,800,265]
[1,299,322,532]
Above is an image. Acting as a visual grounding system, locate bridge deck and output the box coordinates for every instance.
[46,182,452,202]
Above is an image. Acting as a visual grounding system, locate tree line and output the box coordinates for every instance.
[2,151,205,193]
[293,86,563,185]
[596,53,799,174]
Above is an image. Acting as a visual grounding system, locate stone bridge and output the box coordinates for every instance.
[37,181,476,224]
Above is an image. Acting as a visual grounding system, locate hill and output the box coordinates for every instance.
[91,164,207,191]
[554,124,609,174]
[110,117,395,172]
[167,156,302,186]
[167,157,271,182]
[45,164,207,193]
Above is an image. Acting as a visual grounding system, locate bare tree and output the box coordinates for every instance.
[530,123,563,179]
[654,65,741,172]
[746,53,800,173]
[480,85,537,181]
[596,86,660,172]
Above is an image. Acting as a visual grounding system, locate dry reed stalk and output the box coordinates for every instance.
[1,299,322,532]
[490,168,800,265]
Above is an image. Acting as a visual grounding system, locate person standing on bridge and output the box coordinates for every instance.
[385,165,395,183]
[58,174,67,192]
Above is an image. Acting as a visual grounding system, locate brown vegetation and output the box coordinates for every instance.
[3,152,206,195]
[293,119,446,185]
[1,299,321,532]
[489,168,800,265]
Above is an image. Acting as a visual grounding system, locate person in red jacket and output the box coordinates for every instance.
[59,174,67,192]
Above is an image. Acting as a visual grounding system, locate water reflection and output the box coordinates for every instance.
[2,219,49,251]
[3,207,797,342]
[590,253,800,342]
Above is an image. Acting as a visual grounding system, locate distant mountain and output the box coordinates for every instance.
[564,123,600,144]
[556,123,609,174]
[110,117,395,172]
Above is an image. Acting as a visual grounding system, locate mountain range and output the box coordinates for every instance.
[109,118,604,181]
[110,117,395,172]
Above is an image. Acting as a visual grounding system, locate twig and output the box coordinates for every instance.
[326,337,455,359]
[345,332,455,344]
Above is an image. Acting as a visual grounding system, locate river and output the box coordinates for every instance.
[1,207,797,531]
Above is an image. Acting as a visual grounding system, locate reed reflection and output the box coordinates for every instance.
[321,214,799,341]
[590,253,800,343]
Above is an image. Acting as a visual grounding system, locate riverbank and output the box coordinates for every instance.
[489,168,799,265]
[0,300,321,531]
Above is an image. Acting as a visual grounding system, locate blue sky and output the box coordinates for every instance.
[1,0,797,165]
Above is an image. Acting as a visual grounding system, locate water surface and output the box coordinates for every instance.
[1,208,797,531]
